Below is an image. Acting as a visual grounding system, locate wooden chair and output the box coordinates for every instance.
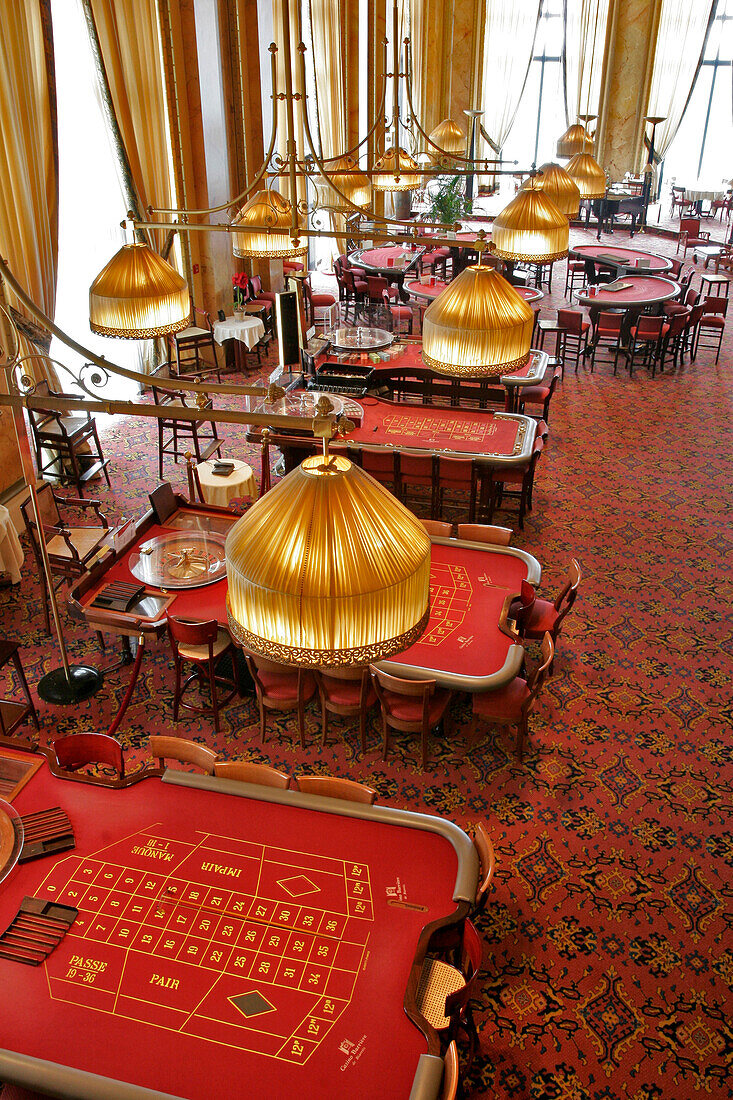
[52,733,124,779]
[677,217,710,257]
[167,303,221,381]
[694,295,728,363]
[456,523,512,546]
[244,653,316,748]
[213,760,290,789]
[670,185,690,217]
[416,918,482,1066]
[591,311,624,375]
[421,519,452,537]
[294,775,377,805]
[151,368,222,479]
[556,308,590,372]
[149,735,217,774]
[487,437,544,529]
[20,483,110,635]
[370,666,452,770]
[472,822,496,916]
[313,667,377,754]
[441,1041,460,1100]
[355,445,399,493]
[166,617,239,734]
[28,380,111,496]
[472,633,554,759]
[0,640,39,738]
[564,258,586,298]
[628,315,670,377]
[398,451,436,515]
[517,366,560,419]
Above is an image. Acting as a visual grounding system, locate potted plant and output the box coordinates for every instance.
[425,175,471,230]
[232,273,249,319]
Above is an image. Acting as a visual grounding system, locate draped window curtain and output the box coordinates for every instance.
[479,1,542,159]
[272,0,308,260]
[310,0,347,261]
[564,0,611,125]
[645,0,716,168]
[0,0,61,386]
[406,0,427,148]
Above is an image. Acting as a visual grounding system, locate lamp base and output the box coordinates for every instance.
[38,665,104,705]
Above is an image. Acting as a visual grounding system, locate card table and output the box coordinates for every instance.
[569,244,672,279]
[574,275,680,352]
[0,755,477,1099]
[348,246,425,300]
[378,536,541,691]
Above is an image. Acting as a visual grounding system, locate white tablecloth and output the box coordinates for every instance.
[681,182,727,202]
[0,504,23,584]
[196,459,258,507]
[213,316,266,350]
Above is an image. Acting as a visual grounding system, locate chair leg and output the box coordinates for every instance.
[298,696,306,748]
[422,723,428,770]
[259,696,267,742]
[382,715,389,760]
[321,699,329,747]
[359,709,367,755]
[172,658,181,723]
[12,652,39,730]
[209,659,220,734]
[516,715,528,760]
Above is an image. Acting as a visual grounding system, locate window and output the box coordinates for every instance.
[501,0,565,171]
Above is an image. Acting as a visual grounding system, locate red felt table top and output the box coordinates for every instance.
[576,276,680,306]
[0,762,460,1099]
[366,344,544,382]
[383,542,528,681]
[348,397,524,455]
[82,524,230,627]
[570,245,671,271]
[350,247,422,271]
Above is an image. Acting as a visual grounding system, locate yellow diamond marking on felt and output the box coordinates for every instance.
[278,874,320,897]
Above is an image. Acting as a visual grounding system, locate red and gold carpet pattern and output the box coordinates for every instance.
[1,226,731,1097]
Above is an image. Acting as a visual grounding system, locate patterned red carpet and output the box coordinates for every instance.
[1,224,731,1098]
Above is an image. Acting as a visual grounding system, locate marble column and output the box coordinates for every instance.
[597,0,661,181]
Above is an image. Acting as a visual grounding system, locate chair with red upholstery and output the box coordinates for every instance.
[370,666,452,770]
[382,287,413,334]
[248,274,277,314]
[517,365,561,421]
[677,217,711,257]
[303,277,336,330]
[670,185,691,218]
[436,456,479,523]
[355,444,399,493]
[694,295,728,362]
[590,311,624,375]
[487,436,544,529]
[167,616,239,734]
[398,449,437,515]
[564,258,586,298]
[514,558,582,658]
[628,314,670,377]
[312,667,377,754]
[472,632,554,759]
[422,246,450,279]
[711,192,733,221]
[282,260,304,273]
[659,308,691,371]
[556,308,590,372]
[53,733,124,780]
[342,268,368,311]
[244,653,316,748]
[664,279,696,316]
[666,257,684,279]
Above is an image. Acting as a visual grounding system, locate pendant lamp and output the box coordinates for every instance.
[371,147,421,192]
[428,118,466,159]
[531,163,581,220]
[421,264,534,378]
[491,185,569,263]
[556,122,594,159]
[89,242,190,339]
[315,155,371,212]
[232,190,309,259]
[565,152,606,200]
[225,455,431,666]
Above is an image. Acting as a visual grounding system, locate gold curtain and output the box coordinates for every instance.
[0,0,61,386]
[646,0,716,167]
[480,0,542,157]
[273,0,308,216]
[310,0,347,258]
[406,0,426,145]
[564,0,611,123]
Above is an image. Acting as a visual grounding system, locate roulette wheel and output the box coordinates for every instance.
[128,530,228,589]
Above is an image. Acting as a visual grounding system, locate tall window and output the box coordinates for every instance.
[662,0,733,185]
[501,0,565,171]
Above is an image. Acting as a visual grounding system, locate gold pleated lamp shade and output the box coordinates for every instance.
[556,123,594,159]
[421,265,534,378]
[491,186,569,263]
[428,118,466,159]
[315,155,371,212]
[232,190,309,259]
[565,152,607,200]
[225,455,431,666]
[371,147,421,192]
[89,243,190,339]
[532,162,581,219]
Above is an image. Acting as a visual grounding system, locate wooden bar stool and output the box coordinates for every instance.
[699,272,729,298]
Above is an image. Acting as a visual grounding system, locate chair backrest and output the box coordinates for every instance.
[687,303,705,327]
[314,666,372,713]
[399,450,435,480]
[421,519,452,537]
[596,311,623,335]
[672,185,685,198]
[554,558,582,627]
[249,274,263,298]
[167,616,219,658]
[53,733,124,778]
[635,314,665,337]
[21,483,60,537]
[524,632,555,717]
[667,258,683,277]
[472,822,496,912]
[667,309,690,337]
[444,918,483,1019]
[556,309,583,335]
[192,306,214,334]
[702,294,728,317]
[367,276,388,298]
[213,760,290,789]
[370,666,436,729]
[294,775,377,805]
[679,217,700,235]
[684,287,698,307]
[149,735,217,774]
[437,455,475,489]
[441,1041,460,1100]
[358,445,397,482]
[457,523,512,546]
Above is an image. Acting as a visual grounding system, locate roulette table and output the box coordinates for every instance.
[378,536,541,690]
[348,246,425,299]
[0,754,477,1099]
[575,275,680,353]
[569,243,672,277]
